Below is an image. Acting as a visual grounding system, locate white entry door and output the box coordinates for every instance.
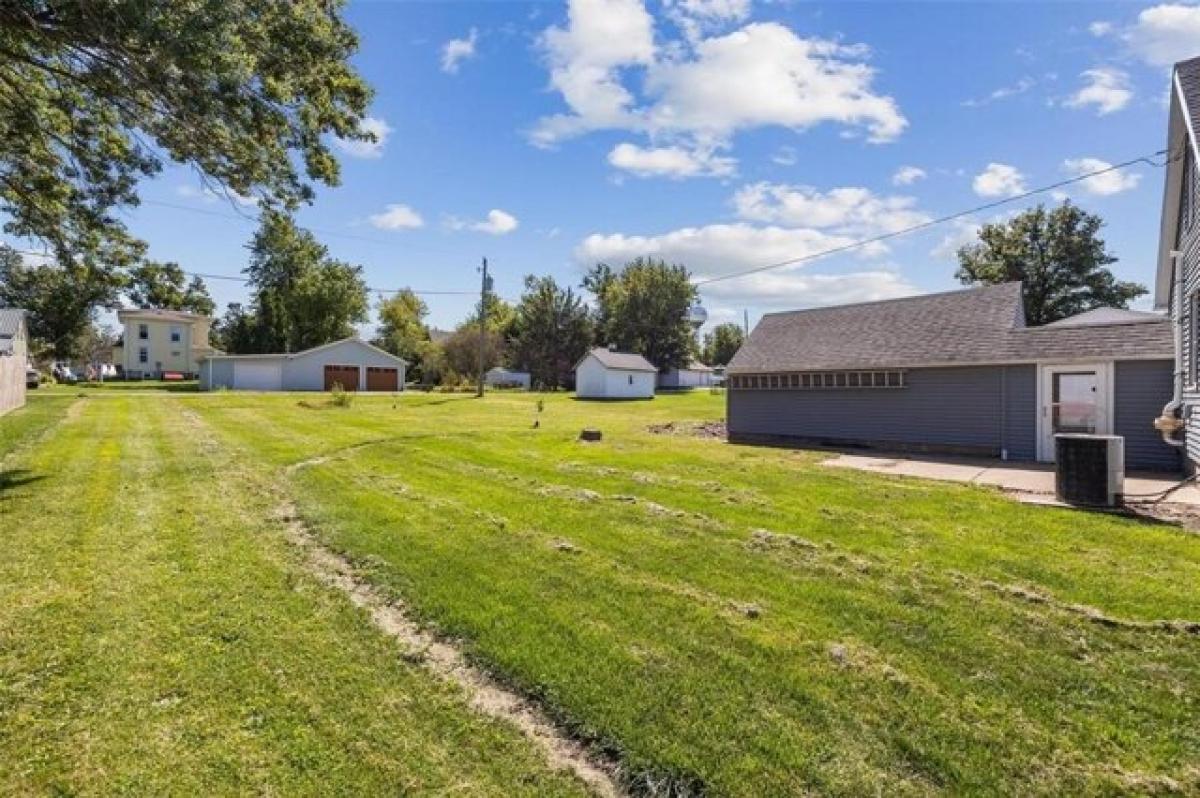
[1037,363,1112,462]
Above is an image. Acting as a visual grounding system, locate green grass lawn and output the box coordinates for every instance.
[3,390,1199,796]
[0,396,588,796]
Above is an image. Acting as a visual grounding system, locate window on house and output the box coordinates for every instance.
[628,374,633,385]
[138,323,148,340]
[170,326,182,343]
[138,347,148,364]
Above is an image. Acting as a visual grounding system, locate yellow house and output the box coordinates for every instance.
[114,309,217,379]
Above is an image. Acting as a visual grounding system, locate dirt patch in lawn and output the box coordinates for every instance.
[276,501,626,797]
[646,421,726,439]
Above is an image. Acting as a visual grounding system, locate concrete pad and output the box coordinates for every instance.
[821,452,1200,506]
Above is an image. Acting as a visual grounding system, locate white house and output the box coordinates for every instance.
[485,367,532,389]
[658,361,715,389]
[199,337,406,392]
[113,308,216,379]
[0,309,28,417]
[574,347,657,399]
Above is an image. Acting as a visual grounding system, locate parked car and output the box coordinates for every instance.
[25,366,39,389]
[51,362,77,384]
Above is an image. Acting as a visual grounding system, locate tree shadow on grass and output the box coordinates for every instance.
[0,468,45,499]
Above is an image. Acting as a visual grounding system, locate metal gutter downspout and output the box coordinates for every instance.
[1157,251,1187,448]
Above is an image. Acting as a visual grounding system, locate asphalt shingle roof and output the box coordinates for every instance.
[727,283,1172,373]
[583,348,658,372]
[0,308,25,338]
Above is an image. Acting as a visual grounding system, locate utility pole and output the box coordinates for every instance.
[743,309,750,336]
[477,256,490,398]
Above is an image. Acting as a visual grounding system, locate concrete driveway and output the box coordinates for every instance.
[821,453,1200,506]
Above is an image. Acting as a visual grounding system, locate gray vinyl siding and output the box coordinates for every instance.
[1177,145,1200,463]
[0,320,27,417]
[727,365,1037,459]
[1114,360,1182,472]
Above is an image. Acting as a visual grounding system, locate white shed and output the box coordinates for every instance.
[658,361,715,389]
[485,367,532,389]
[573,348,657,399]
[200,337,406,392]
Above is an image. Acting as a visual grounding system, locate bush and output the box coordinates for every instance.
[330,381,354,407]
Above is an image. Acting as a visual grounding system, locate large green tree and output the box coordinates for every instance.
[373,289,430,377]
[703,322,745,366]
[126,261,214,316]
[220,212,368,353]
[0,0,372,267]
[0,245,121,359]
[956,203,1146,325]
[587,257,697,371]
[509,275,593,390]
[442,325,504,382]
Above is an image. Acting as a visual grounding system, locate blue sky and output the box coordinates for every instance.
[94,2,1200,331]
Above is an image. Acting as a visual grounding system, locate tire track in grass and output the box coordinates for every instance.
[179,407,627,798]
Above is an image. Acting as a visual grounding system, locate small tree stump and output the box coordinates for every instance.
[579,428,603,442]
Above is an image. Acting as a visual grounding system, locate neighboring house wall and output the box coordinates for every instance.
[1177,146,1200,463]
[121,315,213,377]
[728,365,1038,459]
[0,320,27,417]
[1115,360,1182,471]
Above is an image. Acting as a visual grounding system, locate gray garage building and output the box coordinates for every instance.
[199,337,406,392]
[726,282,1180,472]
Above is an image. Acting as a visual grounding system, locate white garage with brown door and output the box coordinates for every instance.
[200,337,406,392]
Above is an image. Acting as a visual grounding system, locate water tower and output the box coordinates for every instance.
[687,302,708,358]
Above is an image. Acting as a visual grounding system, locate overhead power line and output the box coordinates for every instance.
[694,148,1178,287]
[0,248,481,298]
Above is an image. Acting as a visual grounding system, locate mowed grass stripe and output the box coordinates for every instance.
[278,429,1200,795]
[0,396,589,796]
[391,426,1200,622]
[188,393,1200,795]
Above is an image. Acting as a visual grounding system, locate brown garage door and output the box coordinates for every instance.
[366,366,399,392]
[324,364,360,391]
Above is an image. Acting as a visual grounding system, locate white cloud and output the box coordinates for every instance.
[641,23,906,145]
[1088,20,1114,37]
[962,76,1035,107]
[771,146,798,166]
[533,3,906,162]
[732,183,929,235]
[664,0,751,41]
[368,204,425,230]
[1064,67,1132,115]
[931,218,981,260]
[448,209,520,235]
[891,165,926,186]
[1125,4,1200,67]
[698,269,918,310]
[441,28,479,74]
[533,0,656,146]
[575,222,894,284]
[1062,157,1142,196]
[334,116,393,159]
[607,142,736,178]
[972,163,1027,198]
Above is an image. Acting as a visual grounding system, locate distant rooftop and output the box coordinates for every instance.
[581,347,657,372]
